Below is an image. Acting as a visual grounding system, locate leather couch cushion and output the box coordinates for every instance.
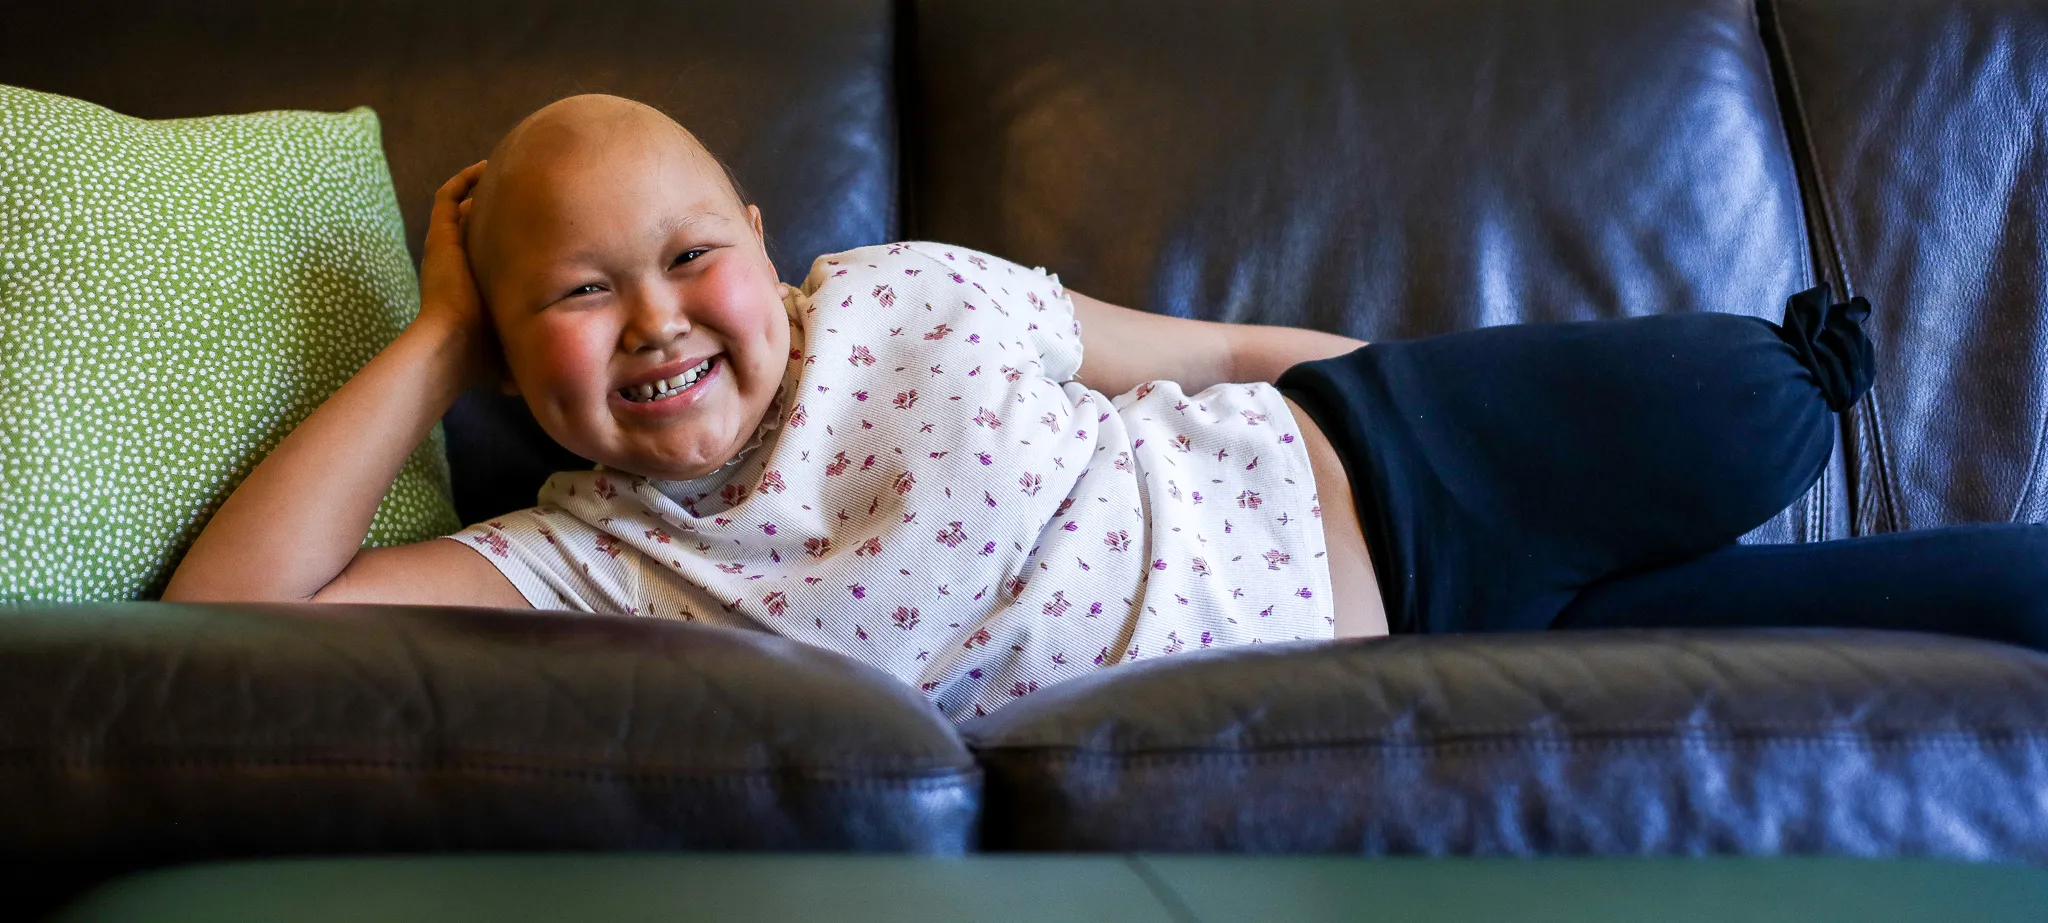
[1768,0,2048,532]
[1,0,900,526]
[905,0,1845,543]
[0,604,977,911]
[961,630,2048,860]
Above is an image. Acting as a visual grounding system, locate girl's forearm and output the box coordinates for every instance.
[163,320,475,602]
[1230,324,1368,385]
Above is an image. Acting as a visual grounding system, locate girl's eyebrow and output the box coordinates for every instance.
[659,212,726,235]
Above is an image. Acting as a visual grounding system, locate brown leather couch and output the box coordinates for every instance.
[7,0,2048,912]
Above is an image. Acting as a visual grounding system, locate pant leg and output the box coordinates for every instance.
[1278,286,1874,635]
[1551,523,2048,652]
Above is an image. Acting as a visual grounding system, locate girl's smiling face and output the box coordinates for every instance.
[467,97,790,481]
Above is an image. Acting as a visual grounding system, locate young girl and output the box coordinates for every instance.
[167,94,2048,721]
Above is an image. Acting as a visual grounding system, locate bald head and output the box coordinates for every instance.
[464,94,747,294]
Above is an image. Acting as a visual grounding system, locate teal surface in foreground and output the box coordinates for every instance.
[48,854,2048,923]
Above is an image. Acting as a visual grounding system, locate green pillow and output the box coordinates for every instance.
[0,85,459,602]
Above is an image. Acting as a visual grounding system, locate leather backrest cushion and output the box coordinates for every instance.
[906,0,1807,337]
[905,0,1844,543]
[961,630,2048,860]
[1,0,899,525]
[1769,0,2048,532]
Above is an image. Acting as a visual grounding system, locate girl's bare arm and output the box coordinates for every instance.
[163,163,528,608]
[1068,291,1366,396]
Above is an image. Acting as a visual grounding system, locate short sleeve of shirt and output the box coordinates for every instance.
[445,506,641,615]
[894,241,1083,383]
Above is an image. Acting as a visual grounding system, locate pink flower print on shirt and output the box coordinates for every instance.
[1259,605,1276,618]
[1089,601,1104,617]
[1264,549,1291,570]
[1010,681,1040,697]
[893,606,920,630]
[894,389,919,410]
[849,584,867,599]
[854,390,870,402]
[470,532,510,558]
[787,403,807,427]
[965,627,992,649]
[1104,530,1130,552]
[1134,382,1157,400]
[977,452,994,465]
[1245,456,1260,471]
[966,254,989,270]
[1001,365,1023,382]
[925,323,953,340]
[716,563,745,574]
[1170,434,1192,454]
[758,470,786,494]
[973,407,1001,428]
[1040,412,1061,433]
[1152,558,1168,571]
[1113,452,1133,472]
[1062,521,1078,532]
[855,536,884,557]
[1164,632,1186,654]
[594,535,623,558]
[849,345,876,366]
[1019,473,1042,496]
[1054,498,1075,516]
[1027,291,1046,311]
[980,541,998,555]
[804,537,833,558]
[872,284,896,307]
[721,482,750,506]
[536,526,557,546]
[761,523,778,535]
[593,476,618,501]
[763,592,788,616]
[643,528,672,544]
[1044,590,1071,618]
[1200,631,1215,648]
[1005,576,1029,598]
[1241,409,1268,426]
[1190,557,1211,576]
[1094,646,1114,666]
[825,452,853,476]
[894,470,917,494]
[1237,490,1263,510]
[937,521,968,548]
[1297,587,1316,598]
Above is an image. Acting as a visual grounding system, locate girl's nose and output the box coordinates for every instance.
[620,284,691,354]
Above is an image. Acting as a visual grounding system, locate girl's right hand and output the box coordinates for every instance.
[415,160,497,388]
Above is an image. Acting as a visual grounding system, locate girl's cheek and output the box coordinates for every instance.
[696,255,780,335]
[525,317,616,394]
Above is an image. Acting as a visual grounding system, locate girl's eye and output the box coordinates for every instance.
[567,283,604,298]
[673,248,710,267]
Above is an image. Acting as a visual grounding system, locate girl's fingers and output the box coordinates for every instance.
[433,161,489,208]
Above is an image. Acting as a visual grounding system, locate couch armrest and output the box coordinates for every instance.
[0,602,977,904]
[961,629,2048,861]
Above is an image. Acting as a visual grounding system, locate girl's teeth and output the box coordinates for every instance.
[623,358,716,402]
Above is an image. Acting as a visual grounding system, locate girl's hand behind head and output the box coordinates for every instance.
[417,161,499,389]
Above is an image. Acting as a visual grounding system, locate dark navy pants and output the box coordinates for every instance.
[1278,286,2048,651]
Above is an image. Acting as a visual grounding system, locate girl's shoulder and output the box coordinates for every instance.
[797,242,1081,383]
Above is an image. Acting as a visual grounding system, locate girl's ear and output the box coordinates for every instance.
[748,204,764,242]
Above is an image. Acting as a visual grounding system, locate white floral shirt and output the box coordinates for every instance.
[453,242,1333,720]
